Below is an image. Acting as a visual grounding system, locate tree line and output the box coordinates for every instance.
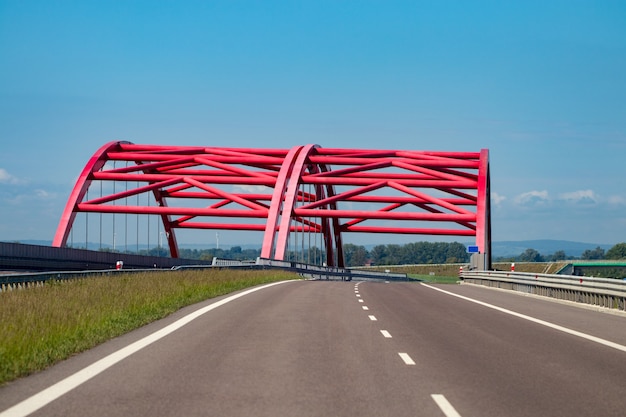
[137,241,471,267]
[130,242,626,266]
[496,243,626,262]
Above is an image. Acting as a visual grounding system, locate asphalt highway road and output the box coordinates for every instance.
[2,280,626,417]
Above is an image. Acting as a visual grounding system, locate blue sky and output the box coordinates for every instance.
[1,0,625,248]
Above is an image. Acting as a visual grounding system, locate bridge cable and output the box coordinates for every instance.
[136,180,139,253]
[99,178,103,250]
[112,161,116,252]
[124,161,128,253]
[85,188,88,250]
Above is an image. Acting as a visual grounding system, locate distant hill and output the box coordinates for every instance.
[492,240,614,258]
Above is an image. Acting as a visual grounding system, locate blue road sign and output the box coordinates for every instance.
[467,245,479,253]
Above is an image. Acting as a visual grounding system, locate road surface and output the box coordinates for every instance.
[2,280,626,416]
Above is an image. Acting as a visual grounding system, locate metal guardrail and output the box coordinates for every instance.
[0,257,408,292]
[173,257,409,281]
[461,270,626,311]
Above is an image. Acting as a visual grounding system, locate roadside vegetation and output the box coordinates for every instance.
[408,274,460,284]
[0,269,298,385]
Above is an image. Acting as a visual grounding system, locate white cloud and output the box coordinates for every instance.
[514,190,549,206]
[6,188,57,205]
[491,192,506,206]
[231,184,272,194]
[607,195,626,206]
[0,168,21,185]
[34,189,56,200]
[558,189,598,204]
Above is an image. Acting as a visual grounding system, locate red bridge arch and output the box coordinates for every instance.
[53,142,491,269]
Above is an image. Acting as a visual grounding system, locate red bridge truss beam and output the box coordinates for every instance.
[53,142,490,268]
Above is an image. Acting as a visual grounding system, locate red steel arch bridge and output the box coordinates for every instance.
[52,142,491,269]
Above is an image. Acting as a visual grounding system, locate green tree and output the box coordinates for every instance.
[369,245,388,265]
[351,245,368,266]
[519,248,544,262]
[342,244,368,266]
[401,242,427,264]
[581,246,605,260]
[446,242,470,263]
[550,250,567,261]
[605,243,626,260]
[386,244,403,265]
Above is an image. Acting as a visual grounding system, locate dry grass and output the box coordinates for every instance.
[0,269,297,385]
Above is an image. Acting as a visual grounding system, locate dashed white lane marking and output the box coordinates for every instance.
[421,283,626,354]
[380,330,392,338]
[362,306,369,310]
[368,315,377,321]
[0,280,294,417]
[431,394,462,417]
[398,352,415,365]
[358,299,364,303]
[356,294,361,298]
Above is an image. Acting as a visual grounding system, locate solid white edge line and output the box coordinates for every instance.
[0,280,295,417]
[431,394,462,417]
[380,330,392,338]
[421,283,626,353]
[398,352,415,365]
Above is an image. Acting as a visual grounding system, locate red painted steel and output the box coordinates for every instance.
[53,142,490,267]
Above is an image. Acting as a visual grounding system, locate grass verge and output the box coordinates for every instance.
[0,269,298,386]
[407,274,460,284]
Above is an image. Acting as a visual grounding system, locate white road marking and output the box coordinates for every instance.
[398,352,415,365]
[356,294,361,298]
[362,306,369,310]
[358,299,364,303]
[368,315,377,321]
[380,330,392,338]
[421,283,626,353]
[431,394,462,417]
[0,280,295,417]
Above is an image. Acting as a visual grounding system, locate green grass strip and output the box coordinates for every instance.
[0,269,298,385]
[407,274,460,284]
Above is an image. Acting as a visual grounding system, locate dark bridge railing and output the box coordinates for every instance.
[0,242,211,272]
